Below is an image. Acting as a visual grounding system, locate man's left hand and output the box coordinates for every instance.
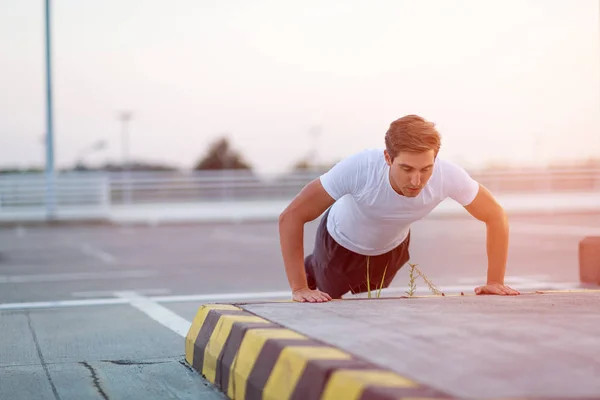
[474,282,520,296]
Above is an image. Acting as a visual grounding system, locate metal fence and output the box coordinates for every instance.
[0,174,109,209]
[0,168,599,213]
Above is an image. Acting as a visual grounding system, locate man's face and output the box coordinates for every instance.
[385,149,435,197]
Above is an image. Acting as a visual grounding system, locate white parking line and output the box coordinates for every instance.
[79,243,117,264]
[0,281,586,311]
[71,288,171,298]
[0,298,128,310]
[115,291,191,338]
[0,270,156,284]
[153,290,292,303]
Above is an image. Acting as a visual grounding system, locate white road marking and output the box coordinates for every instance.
[0,270,156,284]
[71,288,171,298]
[115,291,191,338]
[0,298,128,310]
[0,281,587,312]
[153,290,292,303]
[79,243,117,264]
[511,223,600,237]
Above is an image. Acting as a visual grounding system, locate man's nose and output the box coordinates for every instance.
[411,173,421,186]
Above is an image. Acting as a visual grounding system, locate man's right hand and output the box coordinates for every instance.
[292,288,333,303]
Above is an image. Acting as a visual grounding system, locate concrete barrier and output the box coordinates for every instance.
[185,289,600,400]
[580,237,600,284]
[185,290,600,400]
[185,304,454,400]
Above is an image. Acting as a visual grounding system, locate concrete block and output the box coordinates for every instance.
[186,291,600,399]
[579,236,600,284]
[184,303,454,400]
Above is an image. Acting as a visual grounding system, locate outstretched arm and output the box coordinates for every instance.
[279,178,336,302]
[463,184,520,296]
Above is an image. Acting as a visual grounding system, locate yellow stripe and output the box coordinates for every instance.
[203,314,270,383]
[228,328,307,399]
[263,346,352,400]
[322,369,418,400]
[185,304,241,365]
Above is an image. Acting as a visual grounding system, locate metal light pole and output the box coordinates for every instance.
[118,111,132,169]
[44,0,56,220]
[118,111,133,203]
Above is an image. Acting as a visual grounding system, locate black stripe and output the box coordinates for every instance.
[245,339,330,400]
[359,384,455,400]
[191,309,246,373]
[216,322,279,393]
[290,358,374,400]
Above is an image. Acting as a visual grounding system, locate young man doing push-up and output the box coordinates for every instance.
[278,114,519,302]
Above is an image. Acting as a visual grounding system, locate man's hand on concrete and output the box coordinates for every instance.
[474,282,520,296]
[292,288,332,303]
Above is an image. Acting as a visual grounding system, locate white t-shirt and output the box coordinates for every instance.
[319,148,480,256]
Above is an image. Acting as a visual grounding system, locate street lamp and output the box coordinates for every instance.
[118,111,133,169]
[118,112,133,203]
[44,0,56,220]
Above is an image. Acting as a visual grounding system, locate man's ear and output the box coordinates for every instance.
[383,150,392,166]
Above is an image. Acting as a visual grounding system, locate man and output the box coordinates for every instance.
[278,114,520,303]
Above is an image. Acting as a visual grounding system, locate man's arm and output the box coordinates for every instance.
[463,184,520,296]
[278,178,336,302]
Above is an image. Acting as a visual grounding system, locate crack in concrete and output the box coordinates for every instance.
[26,313,61,400]
[80,362,109,400]
[101,359,169,366]
[178,359,195,373]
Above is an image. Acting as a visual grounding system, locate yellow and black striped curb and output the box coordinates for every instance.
[184,303,455,400]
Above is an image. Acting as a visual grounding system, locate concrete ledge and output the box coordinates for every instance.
[184,304,454,400]
[185,290,600,400]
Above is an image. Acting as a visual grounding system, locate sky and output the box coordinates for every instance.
[1,0,599,175]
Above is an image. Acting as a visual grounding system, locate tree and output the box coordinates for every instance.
[292,158,311,171]
[289,156,338,173]
[193,136,252,171]
[0,167,44,175]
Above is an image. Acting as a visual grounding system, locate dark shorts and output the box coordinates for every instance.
[304,208,411,299]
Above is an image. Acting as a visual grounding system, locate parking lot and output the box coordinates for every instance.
[1,212,599,399]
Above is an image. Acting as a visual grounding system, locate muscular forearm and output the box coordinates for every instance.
[485,215,509,284]
[278,214,308,292]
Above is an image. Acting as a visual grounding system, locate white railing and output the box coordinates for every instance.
[0,168,599,221]
[107,168,600,204]
[108,170,324,204]
[0,174,109,208]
